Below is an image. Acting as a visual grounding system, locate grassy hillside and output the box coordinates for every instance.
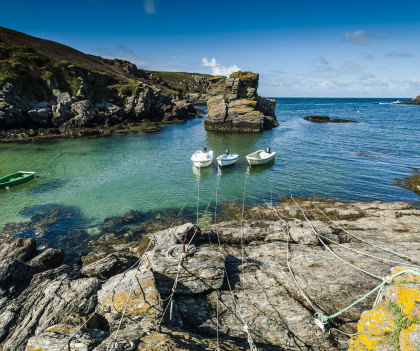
[0,26,210,100]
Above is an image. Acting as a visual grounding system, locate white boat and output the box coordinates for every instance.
[391,100,401,104]
[191,149,214,168]
[216,153,239,167]
[246,149,276,165]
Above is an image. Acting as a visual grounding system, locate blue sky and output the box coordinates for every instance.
[2,0,420,97]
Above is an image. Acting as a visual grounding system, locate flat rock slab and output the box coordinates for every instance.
[151,244,225,295]
[97,267,162,330]
[81,252,138,280]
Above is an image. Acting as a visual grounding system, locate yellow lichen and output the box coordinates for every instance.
[230,71,258,79]
[399,324,420,350]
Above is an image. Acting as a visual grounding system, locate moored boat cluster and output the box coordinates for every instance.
[190,147,276,168]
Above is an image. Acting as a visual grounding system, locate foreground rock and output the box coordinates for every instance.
[349,267,420,350]
[205,71,278,132]
[0,200,419,350]
[303,115,358,123]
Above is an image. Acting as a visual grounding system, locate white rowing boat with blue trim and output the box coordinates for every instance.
[216,152,239,167]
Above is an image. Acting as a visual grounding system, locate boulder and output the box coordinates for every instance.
[69,100,97,127]
[204,72,278,132]
[0,238,37,262]
[27,107,52,125]
[0,265,99,350]
[152,223,200,246]
[81,252,138,280]
[28,248,65,273]
[97,266,162,331]
[51,103,73,126]
[151,244,225,295]
[26,324,108,351]
[53,90,72,107]
[0,259,34,304]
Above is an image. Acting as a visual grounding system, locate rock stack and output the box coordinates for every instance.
[204,71,278,132]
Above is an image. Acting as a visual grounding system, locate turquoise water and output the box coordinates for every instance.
[0,98,419,233]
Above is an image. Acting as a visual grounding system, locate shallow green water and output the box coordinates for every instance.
[0,98,419,233]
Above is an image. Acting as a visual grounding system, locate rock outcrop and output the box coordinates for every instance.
[401,95,420,105]
[0,200,419,350]
[204,71,278,132]
[303,115,358,123]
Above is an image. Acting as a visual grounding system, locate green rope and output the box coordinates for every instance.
[325,269,420,321]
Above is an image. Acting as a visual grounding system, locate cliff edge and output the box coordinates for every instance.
[204,71,278,132]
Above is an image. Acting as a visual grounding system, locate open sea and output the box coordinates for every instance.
[1,98,419,242]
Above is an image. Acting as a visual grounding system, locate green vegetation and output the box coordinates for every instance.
[111,78,142,96]
[0,26,209,101]
[395,168,420,195]
[387,301,420,350]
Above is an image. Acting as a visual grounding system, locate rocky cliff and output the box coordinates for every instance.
[1,200,419,350]
[204,71,278,132]
[0,27,210,141]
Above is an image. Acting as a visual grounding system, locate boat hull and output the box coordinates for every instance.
[191,150,214,168]
[246,150,276,165]
[0,171,36,189]
[192,159,213,168]
[216,154,239,167]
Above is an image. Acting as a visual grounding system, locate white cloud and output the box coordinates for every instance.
[344,30,389,44]
[144,0,156,14]
[202,57,241,76]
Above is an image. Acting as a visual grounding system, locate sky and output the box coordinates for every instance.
[1,0,420,97]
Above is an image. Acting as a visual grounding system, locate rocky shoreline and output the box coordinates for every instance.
[1,199,419,350]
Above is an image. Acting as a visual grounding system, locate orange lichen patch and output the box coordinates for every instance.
[25,347,44,351]
[245,99,257,106]
[387,285,420,319]
[357,303,395,335]
[348,302,396,350]
[400,324,420,351]
[348,333,393,350]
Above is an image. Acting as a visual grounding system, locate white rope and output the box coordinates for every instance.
[105,284,133,351]
[284,163,383,281]
[317,232,419,268]
[311,201,420,265]
[59,201,188,351]
[270,205,320,312]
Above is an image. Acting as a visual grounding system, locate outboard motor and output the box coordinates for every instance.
[266,147,271,153]
[204,147,208,152]
[226,148,230,155]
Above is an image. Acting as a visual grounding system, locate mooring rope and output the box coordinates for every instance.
[59,200,189,351]
[311,201,420,265]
